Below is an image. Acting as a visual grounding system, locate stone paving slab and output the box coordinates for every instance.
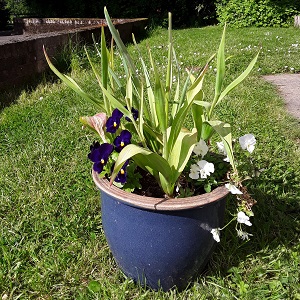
[263,74,300,120]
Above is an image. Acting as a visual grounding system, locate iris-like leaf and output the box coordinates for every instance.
[217,52,259,106]
[186,57,212,103]
[215,26,226,95]
[110,144,172,187]
[191,92,205,141]
[43,46,104,110]
[104,7,138,87]
[206,120,236,172]
[167,129,198,183]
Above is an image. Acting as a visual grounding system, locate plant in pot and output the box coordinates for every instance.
[44,8,259,291]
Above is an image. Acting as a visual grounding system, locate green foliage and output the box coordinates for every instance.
[216,0,300,27]
[4,0,30,16]
[46,8,258,197]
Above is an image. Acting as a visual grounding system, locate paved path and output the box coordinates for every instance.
[263,74,300,120]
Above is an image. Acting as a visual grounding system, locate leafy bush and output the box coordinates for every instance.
[216,0,300,27]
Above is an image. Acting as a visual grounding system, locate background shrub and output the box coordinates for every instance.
[216,0,300,27]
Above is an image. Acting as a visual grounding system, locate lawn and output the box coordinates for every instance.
[0,25,300,299]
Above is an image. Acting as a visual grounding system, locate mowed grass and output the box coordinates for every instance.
[0,25,300,299]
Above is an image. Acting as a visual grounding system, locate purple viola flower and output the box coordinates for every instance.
[88,142,114,173]
[113,130,132,152]
[106,109,123,133]
[114,161,129,184]
[88,141,101,153]
[125,107,139,122]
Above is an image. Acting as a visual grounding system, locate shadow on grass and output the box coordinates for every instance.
[205,177,300,278]
[0,48,73,111]
[0,73,51,110]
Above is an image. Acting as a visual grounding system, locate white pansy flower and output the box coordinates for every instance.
[197,160,214,179]
[225,183,243,195]
[193,139,208,157]
[237,211,252,226]
[223,156,230,162]
[189,164,200,179]
[239,134,256,153]
[211,228,220,242]
[236,229,253,240]
[216,141,230,162]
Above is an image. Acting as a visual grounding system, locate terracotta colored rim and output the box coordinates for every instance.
[92,170,229,211]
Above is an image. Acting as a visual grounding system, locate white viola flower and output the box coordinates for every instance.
[236,229,253,241]
[239,134,256,153]
[189,164,200,179]
[237,211,252,226]
[223,156,230,162]
[211,228,220,243]
[216,141,230,162]
[225,183,243,195]
[193,139,208,157]
[216,141,225,154]
[197,160,215,179]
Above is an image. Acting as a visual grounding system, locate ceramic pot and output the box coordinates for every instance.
[92,170,229,291]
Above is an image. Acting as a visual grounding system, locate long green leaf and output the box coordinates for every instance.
[148,49,167,134]
[165,12,172,109]
[110,144,172,185]
[167,64,208,156]
[84,47,112,113]
[217,51,259,105]
[186,58,212,103]
[43,46,104,110]
[104,7,139,87]
[100,26,110,113]
[211,25,226,113]
[191,91,204,141]
[168,129,198,182]
[207,120,236,172]
[97,82,131,119]
[216,25,226,93]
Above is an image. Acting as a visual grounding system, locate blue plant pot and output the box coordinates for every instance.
[92,170,229,291]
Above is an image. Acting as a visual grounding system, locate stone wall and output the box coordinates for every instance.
[13,18,108,34]
[0,18,147,92]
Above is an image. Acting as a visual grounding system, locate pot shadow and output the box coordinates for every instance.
[202,178,300,278]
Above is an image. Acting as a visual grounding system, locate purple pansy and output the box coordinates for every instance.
[88,142,114,173]
[106,109,124,133]
[114,160,129,184]
[125,107,139,121]
[113,130,132,152]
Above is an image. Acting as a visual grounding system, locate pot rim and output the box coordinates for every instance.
[92,170,229,211]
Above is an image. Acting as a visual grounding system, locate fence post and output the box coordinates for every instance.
[295,16,300,28]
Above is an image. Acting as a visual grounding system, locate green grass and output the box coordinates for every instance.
[1,25,300,299]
